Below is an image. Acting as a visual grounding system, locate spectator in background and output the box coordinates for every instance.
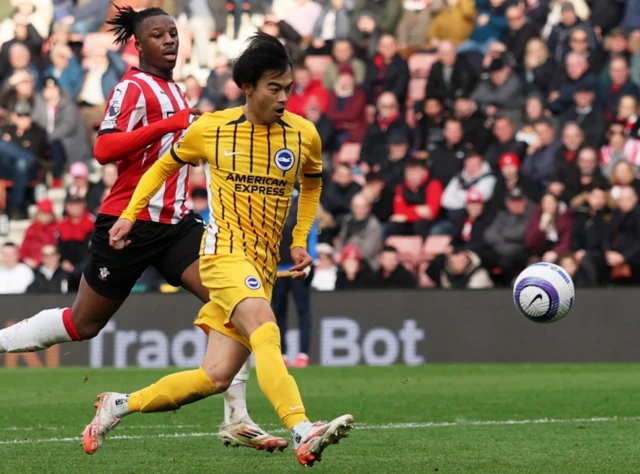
[260,14,305,64]
[304,96,335,162]
[547,2,596,64]
[521,38,556,98]
[485,116,527,171]
[549,122,585,189]
[309,0,351,56]
[364,34,410,108]
[0,100,46,219]
[426,40,474,112]
[428,117,470,186]
[20,198,58,269]
[66,161,95,202]
[320,164,362,231]
[601,56,640,122]
[395,0,444,52]
[86,162,117,215]
[457,0,509,55]
[0,70,36,114]
[350,11,382,60]
[517,94,549,145]
[59,0,110,36]
[547,53,595,115]
[214,77,246,111]
[558,82,607,146]
[425,0,477,49]
[360,92,411,171]
[389,158,444,237]
[204,53,231,106]
[521,117,563,193]
[174,0,216,69]
[287,65,329,116]
[368,245,416,288]
[600,120,640,178]
[553,145,609,203]
[454,94,492,154]
[609,160,640,199]
[311,243,338,291]
[603,185,640,284]
[335,243,372,289]
[0,11,43,77]
[190,188,209,225]
[285,0,323,38]
[441,152,496,224]
[618,0,640,33]
[437,247,494,288]
[336,192,383,270]
[484,187,533,281]
[27,244,69,294]
[57,195,94,291]
[325,64,368,147]
[183,75,203,108]
[351,0,404,37]
[471,54,524,126]
[361,171,394,225]
[2,42,40,91]
[505,4,540,65]
[558,251,598,286]
[414,97,446,157]
[631,31,640,87]
[570,186,612,283]
[0,242,34,294]
[489,152,538,211]
[43,44,83,100]
[367,128,411,188]
[525,192,574,262]
[323,39,367,91]
[33,76,91,180]
[617,95,639,139]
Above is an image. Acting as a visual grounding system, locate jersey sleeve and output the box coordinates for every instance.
[170,115,210,166]
[98,80,145,135]
[301,128,323,178]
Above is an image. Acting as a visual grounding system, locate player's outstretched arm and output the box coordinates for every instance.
[94,108,201,164]
[290,132,323,277]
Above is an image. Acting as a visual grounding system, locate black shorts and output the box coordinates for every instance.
[84,213,205,300]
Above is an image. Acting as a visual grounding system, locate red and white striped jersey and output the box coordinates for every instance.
[97,68,190,224]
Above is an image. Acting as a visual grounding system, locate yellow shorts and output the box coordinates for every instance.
[194,255,274,351]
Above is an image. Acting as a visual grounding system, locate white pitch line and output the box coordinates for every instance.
[0,424,202,432]
[1,416,640,446]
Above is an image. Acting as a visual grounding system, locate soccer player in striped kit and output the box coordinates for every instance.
[90,32,354,467]
[0,5,285,452]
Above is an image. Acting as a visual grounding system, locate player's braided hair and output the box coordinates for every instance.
[106,4,168,45]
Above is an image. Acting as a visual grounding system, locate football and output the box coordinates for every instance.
[513,263,575,323]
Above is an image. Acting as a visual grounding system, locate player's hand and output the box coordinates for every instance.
[189,108,203,121]
[108,218,133,250]
[290,246,313,280]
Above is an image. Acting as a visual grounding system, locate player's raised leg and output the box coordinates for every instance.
[231,297,353,467]
[0,276,123,353]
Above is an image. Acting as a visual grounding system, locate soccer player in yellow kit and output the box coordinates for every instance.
[84,33,353,467]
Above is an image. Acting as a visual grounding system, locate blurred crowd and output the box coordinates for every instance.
[0,0,639,294]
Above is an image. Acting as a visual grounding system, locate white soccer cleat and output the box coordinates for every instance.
[295,414,354,467]
[82,392,122,455]
[218,417,289,452]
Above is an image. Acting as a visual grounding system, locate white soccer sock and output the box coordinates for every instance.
[112,393,131,418]
[291,420,312,448]
[223,360,250,424]
[0,308,73,353]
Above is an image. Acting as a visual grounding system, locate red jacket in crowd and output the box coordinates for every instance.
[393,171,444,223]
[286,79,329,116]
[325,87,368,143]
[58,212,95,265]
[20,221,59,267]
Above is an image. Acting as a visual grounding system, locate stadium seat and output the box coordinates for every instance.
[407,53,438,79]
[335,142,362,166]
[385,236,423,272]
[305,55,333,80]
[422,235,451,261]
[408,78,427,103]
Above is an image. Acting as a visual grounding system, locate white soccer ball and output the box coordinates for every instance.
[513,262,575,323]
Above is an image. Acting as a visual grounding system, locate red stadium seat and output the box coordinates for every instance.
[422,235,451,261]
[408,53,438,79]
[385,236,423,272]
[335,143,362,166]
[305,55,333,80]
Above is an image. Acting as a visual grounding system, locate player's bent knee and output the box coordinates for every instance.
[201,364,234,392]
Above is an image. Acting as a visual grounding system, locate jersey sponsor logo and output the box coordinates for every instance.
[274,148,295,171]
[245,276,261,290]
[98,267,110,281]
[226,173,287,196]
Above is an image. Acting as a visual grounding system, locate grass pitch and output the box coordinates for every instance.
[1,364,640,473]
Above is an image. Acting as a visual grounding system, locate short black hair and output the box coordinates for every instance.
[2,242,17,249]
[381,245,398,253]
[365,171,385,183]
[107,4,169,45]
[233,32,293,89]
[533,116,554,128]
[405,158,426,169]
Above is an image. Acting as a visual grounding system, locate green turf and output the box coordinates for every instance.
[1,364,640,473]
